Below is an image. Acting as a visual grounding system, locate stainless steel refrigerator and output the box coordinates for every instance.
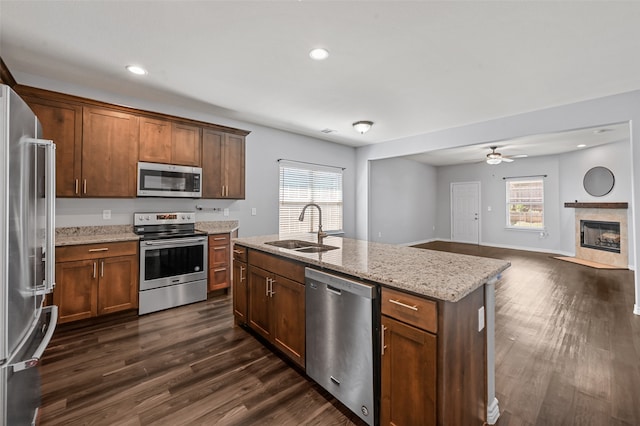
[0,84,57,425]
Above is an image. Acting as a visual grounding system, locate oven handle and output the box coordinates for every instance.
[143,237,207,246]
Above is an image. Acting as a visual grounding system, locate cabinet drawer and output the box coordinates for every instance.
[56,241,138,262]
[233,244,247,262]
[209,233,230,246]
[249,249,304,283]
[382,287,437,333]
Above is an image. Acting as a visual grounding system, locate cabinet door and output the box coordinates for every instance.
[139,116,172,164]
[171,123,201,166]
[223,134,245,199]
[54,260,98,323]
[201,128,223,198]
[97,255,138,315]
[271,275,305,367]
[381,316,437,426]
[27,98,82,197]
[82,107,139,197]
[232,260,248,324]
[248,266,272,340]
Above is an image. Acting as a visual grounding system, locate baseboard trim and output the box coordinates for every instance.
[487,397,500,424]
[402,238,439,246]
[634,304,640,316]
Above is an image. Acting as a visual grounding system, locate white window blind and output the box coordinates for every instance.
[279,161,343,235]
[505,178,544,229]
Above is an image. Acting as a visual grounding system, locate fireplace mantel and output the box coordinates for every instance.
[564,202,628,209]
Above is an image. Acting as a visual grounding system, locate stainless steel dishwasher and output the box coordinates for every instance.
[305,268,379,426]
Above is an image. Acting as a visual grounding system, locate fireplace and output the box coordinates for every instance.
[580,220,621,253]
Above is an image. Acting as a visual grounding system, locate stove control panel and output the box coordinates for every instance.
[134,212,195,226]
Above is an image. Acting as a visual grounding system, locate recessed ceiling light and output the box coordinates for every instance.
[126,65,148,75]
[577,144,587,148]
[309,48,329,60]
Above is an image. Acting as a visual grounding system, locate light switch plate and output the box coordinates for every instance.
[102,210,111,220]
[478,306,485,332]
[223,208,229,217]
[251,207,257,216]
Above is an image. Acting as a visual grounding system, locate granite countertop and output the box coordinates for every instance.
[233,234,510,302]
[196,220,239,234]
[55,220,239,246]
[56,225,139,246]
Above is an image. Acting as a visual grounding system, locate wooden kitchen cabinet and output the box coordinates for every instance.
[246,249,305,367]
[23,96,83,197]
[232,245,248,325]
[381,285,487,426]
[55,241,138,324]
[208,233,230,292]
[138,118,201,167]
[202,129,246,199]
[82,106,139,197]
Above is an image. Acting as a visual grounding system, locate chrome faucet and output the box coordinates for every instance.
[299,203,328,244]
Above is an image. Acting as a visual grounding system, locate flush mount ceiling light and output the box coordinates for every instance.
[577,144,587,148]
[309,48,329,60]
[353,120,373,134]
[126,65,148,75]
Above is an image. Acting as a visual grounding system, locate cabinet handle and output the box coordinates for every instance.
[270,278,275,297]
[75,179,79,195]
[265,277,271,297]
[83,179,87,194]
[214,268,226,272]
[381,325,387,356]
[100,261,104,278]
[92,261,97,279]
[88,248,109,253]
[222,185,225,197]
[239,265,245,283]
[388,299,418,311]
[233,249,244,255]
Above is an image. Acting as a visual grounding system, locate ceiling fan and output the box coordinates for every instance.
[485,146,518,165]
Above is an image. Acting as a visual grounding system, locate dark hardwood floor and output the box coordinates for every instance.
[417,241,640,426]
[39,243,640,425]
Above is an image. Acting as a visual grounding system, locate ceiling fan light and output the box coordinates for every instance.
[353,120,373,134]
[486,158,502,165]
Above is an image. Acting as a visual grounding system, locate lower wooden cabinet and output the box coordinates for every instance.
[244,248,305,368]
[208,233,230,292]
[381,315,437,425]
[54,241,138,324]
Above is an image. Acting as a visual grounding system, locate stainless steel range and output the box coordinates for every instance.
[134,212,208,315]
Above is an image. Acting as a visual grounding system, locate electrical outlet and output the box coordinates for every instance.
[487,206,492,212]
[102,210,111,220]
[478,306,485,332]
[251,207,257,216]
[378,232,382,238]
[223,208,229,217]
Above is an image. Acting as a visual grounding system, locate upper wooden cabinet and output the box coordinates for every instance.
[202,129,245,199]
[17,85,249,198]
[25,97,82,197]
[82,106,139,197]
[139,117,201,167]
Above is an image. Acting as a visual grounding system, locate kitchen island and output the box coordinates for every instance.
[233,234,510,426]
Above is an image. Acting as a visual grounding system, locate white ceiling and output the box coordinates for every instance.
[1,1,640,149]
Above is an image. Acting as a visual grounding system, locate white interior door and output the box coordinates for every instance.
[451,182,480,244]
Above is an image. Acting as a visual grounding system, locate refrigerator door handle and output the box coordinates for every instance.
[8,305,58,372]
[26,137,56,292]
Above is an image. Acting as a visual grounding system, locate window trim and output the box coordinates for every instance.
[505,177,545,230]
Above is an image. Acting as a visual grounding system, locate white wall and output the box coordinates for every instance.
[355,89,640,314]
[369,157,437,245]
[433,140,634,266]
[15,72,357,238]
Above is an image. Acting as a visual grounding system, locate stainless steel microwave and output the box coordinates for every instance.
[137,162,202,198]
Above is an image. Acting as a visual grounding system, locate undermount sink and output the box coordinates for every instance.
[265,239,338,253]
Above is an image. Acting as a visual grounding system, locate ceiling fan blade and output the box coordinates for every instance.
[502,157,514,162]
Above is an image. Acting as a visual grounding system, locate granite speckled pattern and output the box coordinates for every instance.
[196,220,239,234]
[234,234,510,302]
[55,225,139,246]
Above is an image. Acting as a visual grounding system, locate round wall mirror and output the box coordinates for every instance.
[583,166,615,197]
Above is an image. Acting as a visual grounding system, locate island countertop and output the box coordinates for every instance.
[234,234,510,302]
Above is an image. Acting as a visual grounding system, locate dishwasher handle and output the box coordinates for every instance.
[305,268,375,299]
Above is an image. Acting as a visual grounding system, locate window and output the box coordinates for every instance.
[279,161,343,235]
[505,178,544,229]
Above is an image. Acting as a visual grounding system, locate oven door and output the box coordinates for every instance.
[139,236,208,291]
